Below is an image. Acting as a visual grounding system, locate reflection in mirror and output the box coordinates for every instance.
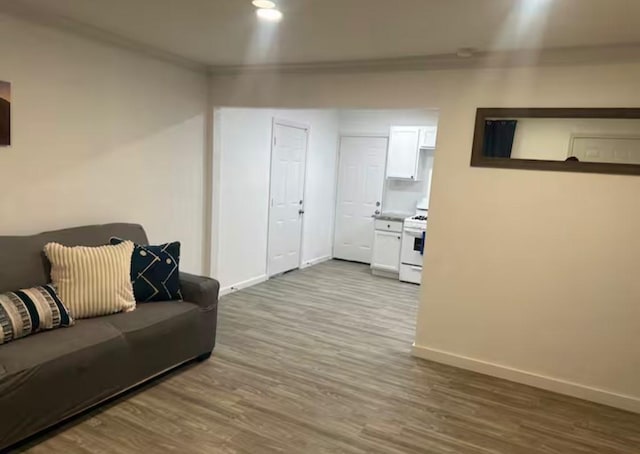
[483,118,640,164]
[471,109,640,175]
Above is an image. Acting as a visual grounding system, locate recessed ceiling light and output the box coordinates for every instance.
[252,0,276,8]
[256,8,283,22]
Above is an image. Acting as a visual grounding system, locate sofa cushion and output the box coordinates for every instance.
[0,285,73,344]
[0,318,121,375]
[44,241,136,319]
[103,301,205,377]
[110,238,182,303]
[0,318,127,449]
[0,223,148,293]
[105,300,197,334]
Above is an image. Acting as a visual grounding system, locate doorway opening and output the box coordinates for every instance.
[211,108,439,295]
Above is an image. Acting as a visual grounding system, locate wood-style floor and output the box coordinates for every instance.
[18,260,640,453]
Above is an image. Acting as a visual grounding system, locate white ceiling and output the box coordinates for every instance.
[5,0,640,68]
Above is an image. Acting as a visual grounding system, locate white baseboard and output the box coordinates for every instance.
[412,344,640,414]
[300,255,332,269]
[220,258,331,296]
[220,274,268,296]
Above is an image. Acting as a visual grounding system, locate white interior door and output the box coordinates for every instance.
[333,136,388,263]
[268,121,308,277]
[571,136,640,164]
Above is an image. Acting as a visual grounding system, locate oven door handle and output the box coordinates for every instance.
[404,227,424,235]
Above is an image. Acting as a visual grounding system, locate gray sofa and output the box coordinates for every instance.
[0,223,219,451]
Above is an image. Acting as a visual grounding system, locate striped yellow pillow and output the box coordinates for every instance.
[44,241,136,319]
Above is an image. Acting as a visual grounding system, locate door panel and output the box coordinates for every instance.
[334,136,388,264]
[268,122,308,276]
[372,230,402,272]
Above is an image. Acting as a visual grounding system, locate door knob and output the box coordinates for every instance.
[298,209,305,215]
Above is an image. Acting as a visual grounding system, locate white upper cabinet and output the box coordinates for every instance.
[421,126,438,149]
[386,126,422,180]
[386,126,438,180]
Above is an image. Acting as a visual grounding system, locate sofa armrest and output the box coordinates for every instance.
[180,272,219,311]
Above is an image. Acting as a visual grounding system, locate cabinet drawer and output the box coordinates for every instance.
[400,264,422,285]
[374,220,403,233]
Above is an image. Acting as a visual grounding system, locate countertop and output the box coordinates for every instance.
[374,212,412,222]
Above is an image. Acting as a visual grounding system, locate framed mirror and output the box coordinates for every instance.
[471,108,640,175]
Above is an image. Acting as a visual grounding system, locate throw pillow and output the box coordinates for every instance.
[0,285,73,344]
[44,241,136,319]
[110,238,182,303]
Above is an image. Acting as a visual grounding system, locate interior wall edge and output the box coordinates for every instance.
[201,81,215,276]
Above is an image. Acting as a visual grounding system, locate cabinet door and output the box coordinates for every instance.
[421,126,438,149]
[371,230,402,272]
[386,126,421,179]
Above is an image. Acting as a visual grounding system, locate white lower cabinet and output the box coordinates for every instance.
[371,230,402,273]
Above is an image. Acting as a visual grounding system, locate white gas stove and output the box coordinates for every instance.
[400,203,428,284]
[403,215,427,230]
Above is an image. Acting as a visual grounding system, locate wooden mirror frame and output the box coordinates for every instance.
[470,108,640,176]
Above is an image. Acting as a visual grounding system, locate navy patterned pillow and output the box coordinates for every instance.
[0,285,73,344]
[110,238,182,303]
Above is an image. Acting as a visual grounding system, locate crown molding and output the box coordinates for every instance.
[0,2,209,74]
[209,42,640,76]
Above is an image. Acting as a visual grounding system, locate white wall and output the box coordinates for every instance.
[214,108,339,291]
[340,109,439,214]
[211,62,640,412]
[511,118,640,161]
[0,14,209,274]
[339,109,439,135]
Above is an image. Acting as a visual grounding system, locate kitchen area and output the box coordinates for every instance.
[333,110,438,286]
[372,126,435,284]
[213,106,437,294]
